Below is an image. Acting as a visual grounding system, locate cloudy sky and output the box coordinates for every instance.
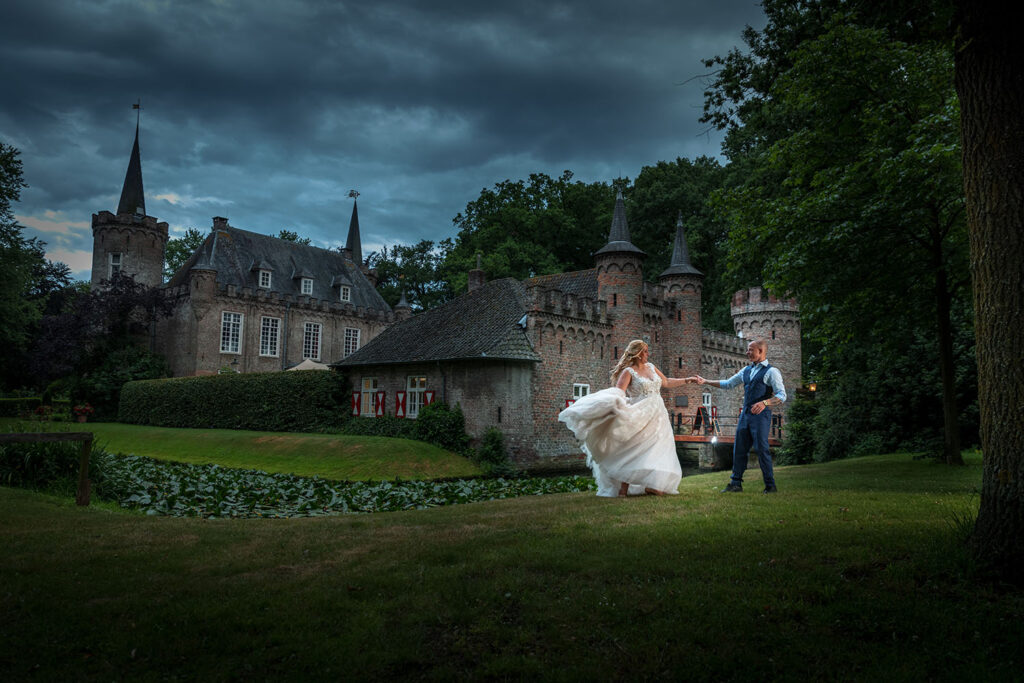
[1,0,764,280]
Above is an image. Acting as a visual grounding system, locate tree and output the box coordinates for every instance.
[954,1,1024,582]
[701,2,974,463]
[276,229,311,245]
[366,240,450,310]
[31,272,174,414]
[440,171,613,292]
[0,144,72,389]
[163,228,206,280]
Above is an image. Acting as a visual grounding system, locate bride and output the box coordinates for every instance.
[558,340,692,497]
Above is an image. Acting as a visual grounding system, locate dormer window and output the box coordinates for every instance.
[301,278,313,295]
[340,286,351,302]
[258,270,272,289]
[108,252,123,278]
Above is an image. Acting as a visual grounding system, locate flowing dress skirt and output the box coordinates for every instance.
[558,387,682,497]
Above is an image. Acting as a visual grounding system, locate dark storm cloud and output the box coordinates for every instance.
[0,0,765,277]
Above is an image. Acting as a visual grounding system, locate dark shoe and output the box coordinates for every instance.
[762,485,778,494]
[721,482,743,493]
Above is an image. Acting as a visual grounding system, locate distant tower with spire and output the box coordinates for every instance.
[594,188,646,347]
[659,211,704,409]
[91,109,168,288]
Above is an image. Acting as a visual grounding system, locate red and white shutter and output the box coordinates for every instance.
[395,391,407,418]
[375,390,386,417]
[352,391,361,416]
[424,390,435,406]
[564,399,575,409]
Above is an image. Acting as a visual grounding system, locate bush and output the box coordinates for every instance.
[413,402,471,454]
[0,433,107,495]
[476,427,508,466]
[71,347,170,420]
[118,370,350,432]
[0,397,41,417]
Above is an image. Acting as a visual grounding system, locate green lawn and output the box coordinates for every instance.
[1,419,483,481]
[1,451,1020,681]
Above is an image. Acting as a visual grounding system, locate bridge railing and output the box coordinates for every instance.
[672,412,784,440]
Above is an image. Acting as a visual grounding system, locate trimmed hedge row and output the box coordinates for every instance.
[118,371,349,432]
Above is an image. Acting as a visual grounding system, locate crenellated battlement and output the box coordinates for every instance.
[730,286,799,316]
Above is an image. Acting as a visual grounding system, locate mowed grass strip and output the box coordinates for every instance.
[1,452,1021,681]
[1,420,483,481]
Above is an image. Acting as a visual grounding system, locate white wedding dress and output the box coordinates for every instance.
[558,363,682,497]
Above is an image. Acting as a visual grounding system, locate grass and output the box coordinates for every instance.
[1,419,483,481]
[2,451,1021,681]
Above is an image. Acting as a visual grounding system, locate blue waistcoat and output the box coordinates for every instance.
[743,364,774,413]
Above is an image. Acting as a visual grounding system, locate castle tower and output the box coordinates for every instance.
[659,211,704,412]
[91,122,168,288]
[594,189,646,354]
[731,287,802,394]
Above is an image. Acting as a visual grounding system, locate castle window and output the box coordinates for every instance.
[340,286,352,302]
[678,357,683,369]
[258,270,272,289]
[301,278,313,295]
[259,317,280,357]
[559,340,563,355]
[612,293,617,306]
[302,322,322,360]
[343,327,360,357]
[406,376,427,418]
[108,252,123,279]
[772,329,776,340]
[360,377,378,416]
[573,384,590,400]
[220,311,243,354]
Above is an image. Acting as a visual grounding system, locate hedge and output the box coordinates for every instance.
[118,371,349,432]
[0,398,42,417]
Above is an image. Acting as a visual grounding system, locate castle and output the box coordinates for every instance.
[92,125,801,469]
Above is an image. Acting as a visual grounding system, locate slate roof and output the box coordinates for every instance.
[169,225,390,314]
[524,269,598,299]
[334,277,541,366]
[659,212,703,277]
[117,125,146,216]
[594,189,645,257]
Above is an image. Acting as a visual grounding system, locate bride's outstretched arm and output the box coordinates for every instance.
[652,364,689,388]
[615,369,632,392]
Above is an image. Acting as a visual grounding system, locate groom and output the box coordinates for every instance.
[697,339,787,494]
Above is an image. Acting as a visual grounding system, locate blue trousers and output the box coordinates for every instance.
[731,410,775,487]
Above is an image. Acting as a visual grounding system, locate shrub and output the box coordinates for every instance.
[0,397,41,417]
[119,370,350,432]
[0,433,107,495]
[71,347,170,420]
[476,427,508,466]
[413,402,471,454]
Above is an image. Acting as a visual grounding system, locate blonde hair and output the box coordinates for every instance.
[610,340,648,383]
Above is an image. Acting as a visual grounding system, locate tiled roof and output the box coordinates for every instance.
[524,269,598,299]
[169,225,390,314]
[334,277,541,366]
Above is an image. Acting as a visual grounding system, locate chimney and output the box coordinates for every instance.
[468,252,485,292]
[213,216,229,230]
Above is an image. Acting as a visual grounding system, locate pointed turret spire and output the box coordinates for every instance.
[594,188,645,256]
[345,192,362,265]
[117,123,146,216]
[660,211,702,277]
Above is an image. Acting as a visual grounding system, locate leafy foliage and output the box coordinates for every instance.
[0,432,106,493]
[366,240,450,310]
[95,453,594,517]
[119,370,350,432]
[412,401,471,455]
[163,227,205,280]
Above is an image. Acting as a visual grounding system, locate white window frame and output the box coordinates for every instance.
[108,252,123,278]
[344,327,361,357]
[302,321,322,361]
[259,316,280,357]
[702,392,712,412]
[340,285,352,302]
[360,377,378,416]
[220,311,243,354]
[258,270,272,289]
[300,278,313,295]
[573,383,590,400]
[407,375,427,419]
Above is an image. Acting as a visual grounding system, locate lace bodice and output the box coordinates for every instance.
[625,363,661,400]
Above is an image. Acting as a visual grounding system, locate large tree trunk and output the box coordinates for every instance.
[955,2,1024,583]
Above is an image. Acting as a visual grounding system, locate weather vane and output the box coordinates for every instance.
[348,189,360,199]
[133,98,142,126]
